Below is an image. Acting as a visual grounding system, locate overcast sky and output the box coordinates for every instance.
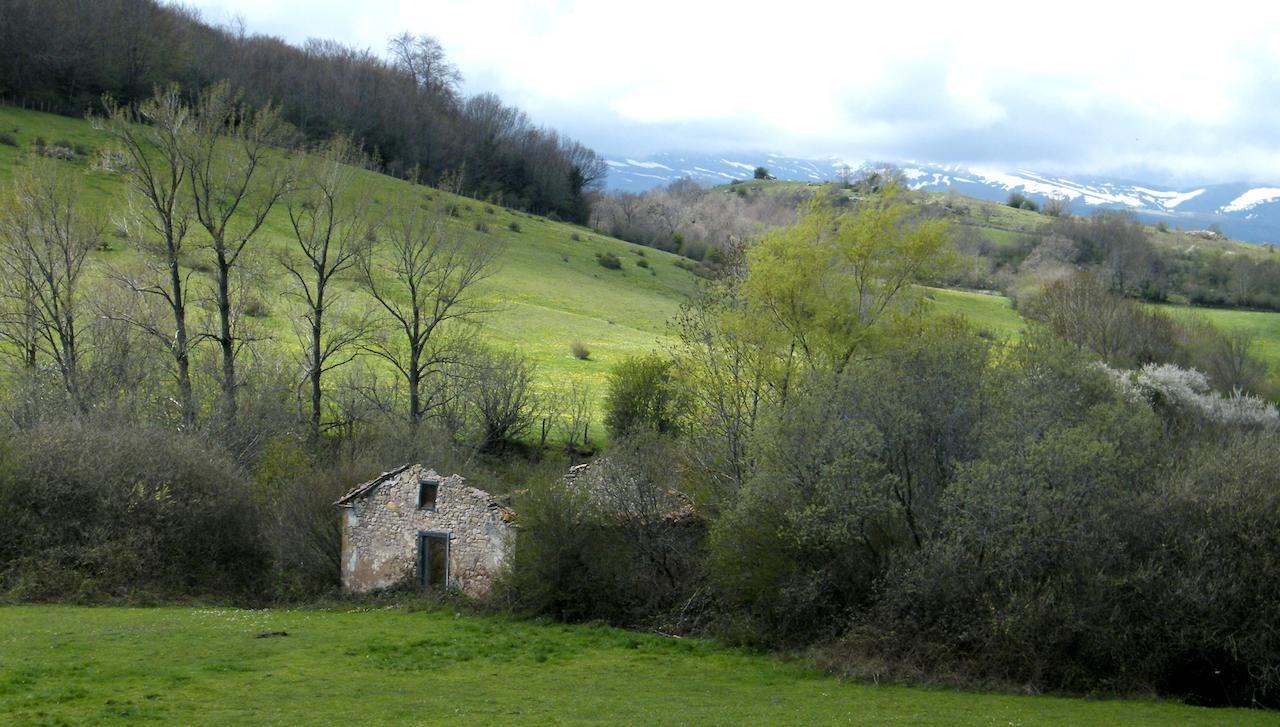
[186,0,1280,185]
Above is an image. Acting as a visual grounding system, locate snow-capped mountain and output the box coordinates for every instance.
[603,153,1280,244]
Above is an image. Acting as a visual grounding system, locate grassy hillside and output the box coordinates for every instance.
[0,106,698,428]
[925,284,1280,374]
[6,106,1280,426]
[1,606,1273,726]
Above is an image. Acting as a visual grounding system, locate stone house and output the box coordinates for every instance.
[334,464,515,596]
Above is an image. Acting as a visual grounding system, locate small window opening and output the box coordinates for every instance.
[417,479,438,510]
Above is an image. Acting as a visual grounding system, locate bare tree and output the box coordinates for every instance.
[466,348,537,451]
[0,157,98,410]
[282,134,376,440]
[95,86,201,429]
[0,225,41,371]
[387,32,462,97]
[185,81,291,425]
[556,380,594,452]
[358,182,500,428]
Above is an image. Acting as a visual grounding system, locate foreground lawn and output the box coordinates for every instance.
[0,607,1272,725]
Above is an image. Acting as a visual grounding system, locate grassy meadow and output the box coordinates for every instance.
[1,606,1274,726]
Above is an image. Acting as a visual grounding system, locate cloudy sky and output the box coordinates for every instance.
[187,0,1280,184]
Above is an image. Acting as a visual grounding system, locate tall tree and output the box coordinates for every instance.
[95,85,200,429]
[185,81,291,426]
[387,32,461,97]
[0,157,97,410]
[282,134,375,440]
[744,186,952,380]
[358,182,500,428]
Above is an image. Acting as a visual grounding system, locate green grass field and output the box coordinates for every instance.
[1,606,1273,726]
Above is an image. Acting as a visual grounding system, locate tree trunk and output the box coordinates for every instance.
[216,249,237,426]
[408,344,421,429]
[169,250,196,430]
[309,304,324,441]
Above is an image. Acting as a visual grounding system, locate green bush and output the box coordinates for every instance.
[570,340,590,360]
[603,353,684,439]
[595,251,622,270]
[508,221,521,233]
[495,438,705,627]
[710,322,991,643]
[0,132,16,147]
[0,422,268,602]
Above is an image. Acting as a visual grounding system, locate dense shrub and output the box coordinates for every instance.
[604,353,685,439]
[856,426,1280,707]
[0,422,268,602]
[710,322,991,643]
[570,340,590,360]
[496,437,705,628]
[0,132,16,147]
[1007,191,1037,211]
[1021,273,1183,367]
[595,251,622,269]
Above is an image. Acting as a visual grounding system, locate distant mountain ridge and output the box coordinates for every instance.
[604,152,1280,244]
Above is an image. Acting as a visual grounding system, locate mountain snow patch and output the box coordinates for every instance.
[1221,188,1280,213]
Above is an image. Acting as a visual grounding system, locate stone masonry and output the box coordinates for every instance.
[336,465,515,596]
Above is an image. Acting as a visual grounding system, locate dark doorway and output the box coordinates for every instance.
[416,532,449,588]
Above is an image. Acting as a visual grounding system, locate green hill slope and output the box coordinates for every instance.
[0,106,698,428]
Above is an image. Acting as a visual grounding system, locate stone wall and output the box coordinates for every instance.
[339,466,515,596]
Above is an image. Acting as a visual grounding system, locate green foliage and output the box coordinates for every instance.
[604,353,685,439]
[0,132,15,147]
[710,321,991,642]
[508,220,521,233]
[496,474,629,621]
[753,166,769,179]
[0,421,268,601]
[744,187,954,373]
[497,436,705,627]
[1021,272,1183,367]
[570,340,590,360]
[852,333,1175,697]
[1006,191,1037,211]
[595,251,622,269]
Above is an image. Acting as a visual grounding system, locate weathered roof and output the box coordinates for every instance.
[333,464,516,524]
[332,464,417,507]
[564,460,699,522]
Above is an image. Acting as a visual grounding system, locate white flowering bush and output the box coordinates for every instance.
[1104,362,1280,429]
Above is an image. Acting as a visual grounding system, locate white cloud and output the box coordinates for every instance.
[187,0,1280,183]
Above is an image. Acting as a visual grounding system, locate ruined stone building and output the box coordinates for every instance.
[335,464,515,596]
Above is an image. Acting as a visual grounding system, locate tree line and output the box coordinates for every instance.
[0,0,606,222]
[944,195,1280,311]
